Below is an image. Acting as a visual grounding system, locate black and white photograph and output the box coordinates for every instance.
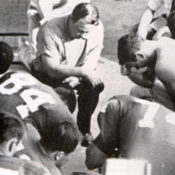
[0,0,175,175]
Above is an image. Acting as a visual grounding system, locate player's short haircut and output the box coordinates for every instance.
[41,121,80,154]
[0,42,13,74]
[72,3,99,25]
[168,11,175,39]
[55,84,76,113]
[0,112,24,144]
[117,33,142,65]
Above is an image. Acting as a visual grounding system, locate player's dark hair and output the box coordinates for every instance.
[55,84,76,113]
[0,42,13,74]
[117,33,142,65]
[168,11,175,39]
[72,3,99,25]
[0,112,24,144]
[41,121,80,154]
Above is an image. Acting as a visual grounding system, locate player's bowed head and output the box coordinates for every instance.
[39,120,81,167]
[0,112,24,157]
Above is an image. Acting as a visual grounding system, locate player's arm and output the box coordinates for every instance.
[22,123,62,175]
[137,7,155,39]
[21,122,42,161]
[86,99,121,170]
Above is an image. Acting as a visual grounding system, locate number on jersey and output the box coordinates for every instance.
[0,73,56,118]
[135,99,160,128]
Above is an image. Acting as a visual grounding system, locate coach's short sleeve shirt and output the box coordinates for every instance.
[36,16,104,69]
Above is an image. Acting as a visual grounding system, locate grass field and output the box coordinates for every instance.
[0,0,148,174]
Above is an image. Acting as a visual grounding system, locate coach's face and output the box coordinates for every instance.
[70,16,98,39]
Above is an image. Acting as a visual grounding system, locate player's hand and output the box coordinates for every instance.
[55,151,69,167]
[55,145,81,168]
[62,77,80,88]
[120,65,130,75]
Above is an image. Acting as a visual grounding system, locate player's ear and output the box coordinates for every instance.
[135,51,146,60]
[8,138,18,155]
[134,51,148,68]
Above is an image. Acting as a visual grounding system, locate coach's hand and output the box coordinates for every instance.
[62,77,80,88]
[81,69,104,91]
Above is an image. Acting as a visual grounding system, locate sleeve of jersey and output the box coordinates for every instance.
[95,99,122,155]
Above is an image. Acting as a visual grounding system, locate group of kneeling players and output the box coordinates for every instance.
[2,1,175,175]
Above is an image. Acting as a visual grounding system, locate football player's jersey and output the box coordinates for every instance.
[95,95,175,175]
[0,64,74,175]
[0,64,75,136]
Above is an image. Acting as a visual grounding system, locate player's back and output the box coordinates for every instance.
[0,64,72,174]
[115,95,175,175]
[0,63,69,119]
